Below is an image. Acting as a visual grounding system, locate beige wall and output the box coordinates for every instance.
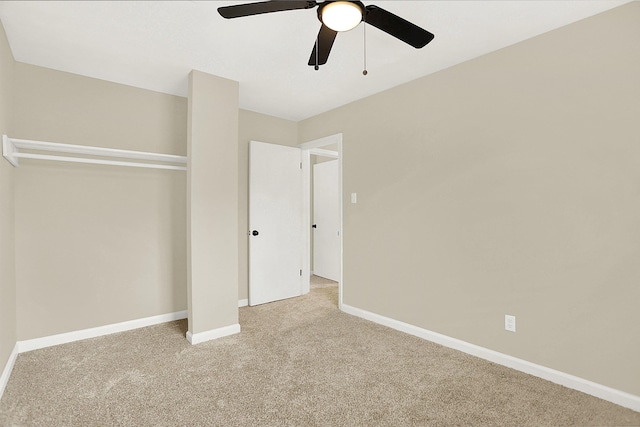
[12,64,188,340]
[237,109,298,300]
[187,70,238,335]
[0,19,16,372]
[299,3,640,396]
[6,63,299,338]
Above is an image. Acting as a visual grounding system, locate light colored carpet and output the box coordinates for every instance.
[310,275,338,289]
[1,277,639,426]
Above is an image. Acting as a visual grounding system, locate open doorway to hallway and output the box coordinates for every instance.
[300,133,343,308]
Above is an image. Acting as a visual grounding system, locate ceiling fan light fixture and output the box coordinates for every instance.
[321,1,363,32]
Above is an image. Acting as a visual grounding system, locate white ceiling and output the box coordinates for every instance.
[0,0,630,121]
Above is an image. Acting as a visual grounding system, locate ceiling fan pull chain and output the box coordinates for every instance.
[315,35,320,70]
[363,14,368,76]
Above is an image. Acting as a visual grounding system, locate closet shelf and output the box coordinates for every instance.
[2,135,187,171]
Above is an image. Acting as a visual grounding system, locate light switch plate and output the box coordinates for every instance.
[505,315,516,332]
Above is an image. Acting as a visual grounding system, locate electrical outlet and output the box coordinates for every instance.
[505,315,516,332]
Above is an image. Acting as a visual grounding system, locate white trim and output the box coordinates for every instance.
[337,139,343,310]
[301,147,311,296]
[309,148,338,159]
[2,134,18,167]
[341,304,640,413]
[12,152,187,171]
[186,324,241,345]
[298,133,342,150]
[0,343,19,400]
[2,135,187,171]
[18,310,188,353]
[238,299,248,308]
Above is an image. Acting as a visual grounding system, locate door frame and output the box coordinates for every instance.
[299,133,343,309]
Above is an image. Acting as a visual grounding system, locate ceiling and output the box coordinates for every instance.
[0,0,630,121]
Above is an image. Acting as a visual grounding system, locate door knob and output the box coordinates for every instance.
[312,224,317,228]
[252,230,259,236]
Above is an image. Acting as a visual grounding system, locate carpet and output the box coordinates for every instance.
[1,278,638,426]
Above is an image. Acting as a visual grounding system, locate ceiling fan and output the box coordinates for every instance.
[218,1,434,70]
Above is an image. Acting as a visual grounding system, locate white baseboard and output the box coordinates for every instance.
[18,310,188,353]
[238,299,248,308]
[0,343,19,401]
[186,323,241,345]
[341,303,640,413]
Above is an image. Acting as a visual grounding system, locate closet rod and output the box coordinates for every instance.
[12,152,186,171]
[2,135,187,171]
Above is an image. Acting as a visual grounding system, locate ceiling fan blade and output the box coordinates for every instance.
[218,1,317,19]
[364,5,434,48]
[308,24,338,67]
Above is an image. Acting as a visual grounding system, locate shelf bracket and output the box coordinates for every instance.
[2,134,19,167]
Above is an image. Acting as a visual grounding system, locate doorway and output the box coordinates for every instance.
[247,135,343,308]
[313,158,340,281]
[299,134,343,309]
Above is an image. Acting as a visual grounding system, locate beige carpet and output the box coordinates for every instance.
[1,277,639,426]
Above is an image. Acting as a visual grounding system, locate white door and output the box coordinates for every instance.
[313,160,340,281]
[249,141,303,306]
